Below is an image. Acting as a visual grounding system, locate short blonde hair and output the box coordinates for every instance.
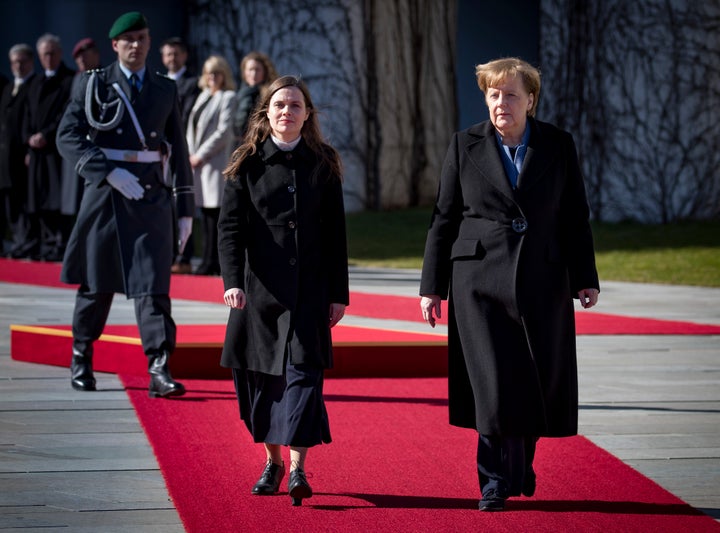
[199,55,237,91]
[475,57,541,117]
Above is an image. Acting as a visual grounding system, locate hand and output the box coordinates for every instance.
[329,303,346,328]
[578,288,599,309]
[189,154,203,169]
[177,217,193,254]
[420,295,442,328]
[106,167,144,200]
[224,288,246,309]
[28,132,47,149]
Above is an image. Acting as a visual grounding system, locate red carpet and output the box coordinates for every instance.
[121,375,719,533]
[2,258,719,335]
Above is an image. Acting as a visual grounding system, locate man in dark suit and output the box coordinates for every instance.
[160,37,198,128]
[23,34,75,261]
[0,44,35,257]
[56,11,194,397]
[160,36,199,274]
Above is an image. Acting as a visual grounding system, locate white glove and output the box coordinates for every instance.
[106,167,144,200]
[178,216,193,254]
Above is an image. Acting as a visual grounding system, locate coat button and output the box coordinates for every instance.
[512,217,528,233]
[285,153,292,160]
[287,185,296,193]
[289,257,297,265]
[288,221,296,229]
[116,128,123,134]
[145,184,151,190]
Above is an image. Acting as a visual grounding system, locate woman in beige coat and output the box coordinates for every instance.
[186,55,237,275]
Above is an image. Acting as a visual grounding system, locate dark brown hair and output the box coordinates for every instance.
[224,75,342,182]
[239,51,278,87]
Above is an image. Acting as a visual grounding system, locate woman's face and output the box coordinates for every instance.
[267,86,310,142]
[243,59,265,86]
[485,74,534,143]
[206,69,224,93]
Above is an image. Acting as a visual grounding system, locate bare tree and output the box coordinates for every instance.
[540,0,720,222]
[186,0,457,211]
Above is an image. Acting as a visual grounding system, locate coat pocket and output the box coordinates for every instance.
[450,239,486,260]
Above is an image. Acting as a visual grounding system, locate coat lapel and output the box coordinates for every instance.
[516,118,557,191]
[464,122,515,200]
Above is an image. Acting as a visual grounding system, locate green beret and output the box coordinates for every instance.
[108,11,148,39]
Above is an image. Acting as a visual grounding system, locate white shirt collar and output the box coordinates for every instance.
[271,135,301,152]
[167,66,187,81]
[118,62,146,83]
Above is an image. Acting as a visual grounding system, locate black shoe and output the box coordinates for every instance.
[522,469,536,497]
[251,460,285,495]
[288,468,312,506]
[479,488,506,511]
[70,347,96,391]
[148,351,186,398]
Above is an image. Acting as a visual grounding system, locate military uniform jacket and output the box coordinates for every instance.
[218,138,349,375]
[23,63,74,212]
[420,118,599,437]
[56,61,194,297]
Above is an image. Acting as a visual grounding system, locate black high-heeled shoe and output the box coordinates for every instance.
[288,468,312,506]
[251,460,285,495]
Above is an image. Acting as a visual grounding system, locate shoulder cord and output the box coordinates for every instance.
[84,71,124,132]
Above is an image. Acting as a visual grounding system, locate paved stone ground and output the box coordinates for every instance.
[0,268,718,531]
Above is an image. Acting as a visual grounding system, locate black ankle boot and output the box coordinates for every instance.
[147,351,186,398]
[70,344,96,391]
[288,468,312,506]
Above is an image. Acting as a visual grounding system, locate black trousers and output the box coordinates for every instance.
[477,434,537,497]
[72,285,176,356]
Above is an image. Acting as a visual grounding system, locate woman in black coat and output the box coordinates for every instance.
[420,57,600,512]
[219,75,349,506]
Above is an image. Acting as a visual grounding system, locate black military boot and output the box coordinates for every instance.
[147,351,186,398]
[70,342,96,391]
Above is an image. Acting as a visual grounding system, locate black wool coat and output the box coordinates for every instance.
[218,137,349,375]
[0,73,34,191]
[23,63,74,213]
[56,62,194,297]
[420,118,599,437]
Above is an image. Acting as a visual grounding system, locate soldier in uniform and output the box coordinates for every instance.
[56,11,194,398]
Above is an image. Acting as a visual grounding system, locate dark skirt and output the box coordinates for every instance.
[232,357,331,447]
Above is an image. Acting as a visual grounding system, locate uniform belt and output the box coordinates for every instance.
[101,148,163,163]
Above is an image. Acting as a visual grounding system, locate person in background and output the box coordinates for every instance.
[72,37,101,73]
[420,57,600,512]
[0,44,35,257]
[186,55,236,276]
[56,11,194,398]
[60,38,102,232]
[162,36,200,275]
[233,51,277,144]
[219,75,348,506]
[23,33,74,261]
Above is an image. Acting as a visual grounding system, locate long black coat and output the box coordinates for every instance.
[56,62,194,297]
[0,74,34,191]
[174,70,199,130]
[218,138,349,375]
[23,63,74,213]
[420,118,599,437]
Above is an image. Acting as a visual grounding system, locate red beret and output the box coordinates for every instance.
[72,38,96,58]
